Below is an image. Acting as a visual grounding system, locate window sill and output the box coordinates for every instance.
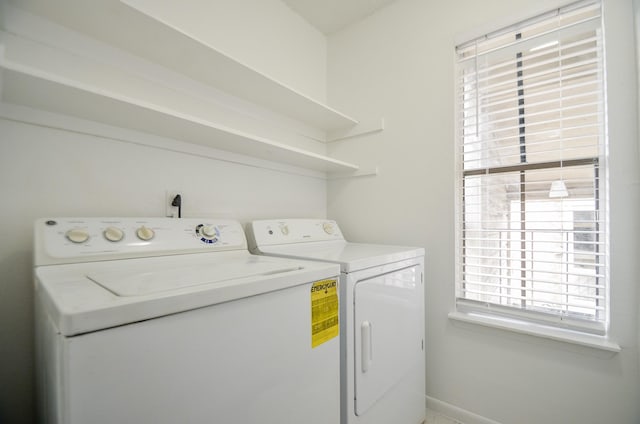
[448,311,621,353]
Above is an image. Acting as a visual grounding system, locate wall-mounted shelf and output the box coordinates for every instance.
[0,32,361,174]
[7,0,359,132]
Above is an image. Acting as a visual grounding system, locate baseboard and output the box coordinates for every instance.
[426,396,503,424]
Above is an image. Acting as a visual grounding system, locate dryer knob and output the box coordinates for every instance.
[322,222,335,234]
[103,226,124,242]
[66,228,90,244]
[136,226,155,241]
[280,225,289,235]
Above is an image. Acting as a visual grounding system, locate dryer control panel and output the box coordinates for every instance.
[249,219,345,248]
[34,217,247,265]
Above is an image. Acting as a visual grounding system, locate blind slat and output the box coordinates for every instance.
[467,47,600,88]
[458,82,602,118]
[457,11,601,63]
[461,107,601,135]
[464,34,599,77]
[461,288,605,311]
[460,133,600,153]
[457,68,601,105]
[462,282,605,300]
[463,268,605,282]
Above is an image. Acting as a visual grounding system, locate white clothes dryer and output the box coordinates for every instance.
[34,217,341,424]
[247,219,425,424]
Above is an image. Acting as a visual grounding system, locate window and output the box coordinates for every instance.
[455,0,608,335]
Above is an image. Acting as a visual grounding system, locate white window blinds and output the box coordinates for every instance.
[455,0,608,334]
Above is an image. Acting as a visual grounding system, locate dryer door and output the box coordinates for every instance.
[353,264,423,416]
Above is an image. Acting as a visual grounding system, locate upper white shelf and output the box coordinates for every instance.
[9,0,359,132]
[0,32,360,174]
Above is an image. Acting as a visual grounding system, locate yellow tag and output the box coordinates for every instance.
[311,279,339,348]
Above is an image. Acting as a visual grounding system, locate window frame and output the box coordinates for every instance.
[453,0,610,337]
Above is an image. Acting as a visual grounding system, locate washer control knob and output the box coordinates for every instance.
[196,224,218,244]
[322,222,335,235]
[201,225,217,238]
[280,225,289,235]
[66,228,90,244]
[136,226,155,241]
[103,226,124,242]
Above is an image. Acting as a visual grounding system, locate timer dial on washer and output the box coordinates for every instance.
[280,225,290,235]
[103,226,124,242]
[201,225,217,238]
[66,228,90,244]
[196,224,219,243]
[136,226,155,241]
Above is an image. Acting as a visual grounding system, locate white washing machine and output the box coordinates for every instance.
[34,217,341,424]
[247,219,425,424]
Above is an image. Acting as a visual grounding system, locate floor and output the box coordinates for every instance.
[425,409,464,424]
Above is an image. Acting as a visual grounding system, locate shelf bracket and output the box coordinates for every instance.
[328,166,379,180]
[327,118,384,143]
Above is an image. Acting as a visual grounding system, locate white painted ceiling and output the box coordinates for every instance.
[282,0,397,35]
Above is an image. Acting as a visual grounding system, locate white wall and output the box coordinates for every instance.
[327,0,640,423]
[0,2,329,423]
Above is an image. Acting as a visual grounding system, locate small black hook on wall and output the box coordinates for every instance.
[171,194,182,218]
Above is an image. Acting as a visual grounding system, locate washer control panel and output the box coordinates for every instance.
[249,219,344,247]
[35,218,247,265]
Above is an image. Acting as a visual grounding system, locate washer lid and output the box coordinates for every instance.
[88,261,303,296]
[35,251,340,336]
[255,241,424,272]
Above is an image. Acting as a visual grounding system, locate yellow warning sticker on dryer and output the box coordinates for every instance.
[311,279,339,348]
